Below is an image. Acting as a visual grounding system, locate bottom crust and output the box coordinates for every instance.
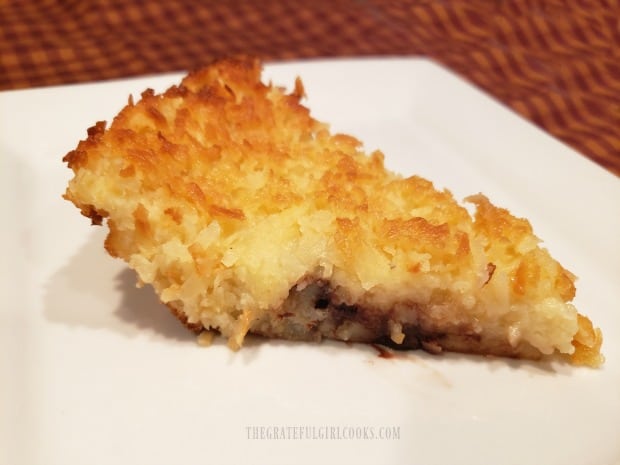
[166,278,544,361]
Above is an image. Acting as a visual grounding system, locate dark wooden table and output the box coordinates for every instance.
[1,0,618,175]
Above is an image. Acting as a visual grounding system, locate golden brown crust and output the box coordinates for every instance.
[63,56,603,366]
[165,302,203,334]
[571,314,604,367]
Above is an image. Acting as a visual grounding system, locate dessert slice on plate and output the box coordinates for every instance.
[63,57,603,366]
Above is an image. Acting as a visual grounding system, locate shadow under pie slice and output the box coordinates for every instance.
[62,56,603,367]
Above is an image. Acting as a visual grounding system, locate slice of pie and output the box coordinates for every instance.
[63,57,603,366]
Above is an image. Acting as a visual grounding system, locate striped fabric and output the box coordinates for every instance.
[1,0,618,174]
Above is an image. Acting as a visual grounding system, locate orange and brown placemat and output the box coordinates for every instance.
[1,0,618,175]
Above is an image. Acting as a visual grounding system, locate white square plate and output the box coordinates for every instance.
[1,58,619,465]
